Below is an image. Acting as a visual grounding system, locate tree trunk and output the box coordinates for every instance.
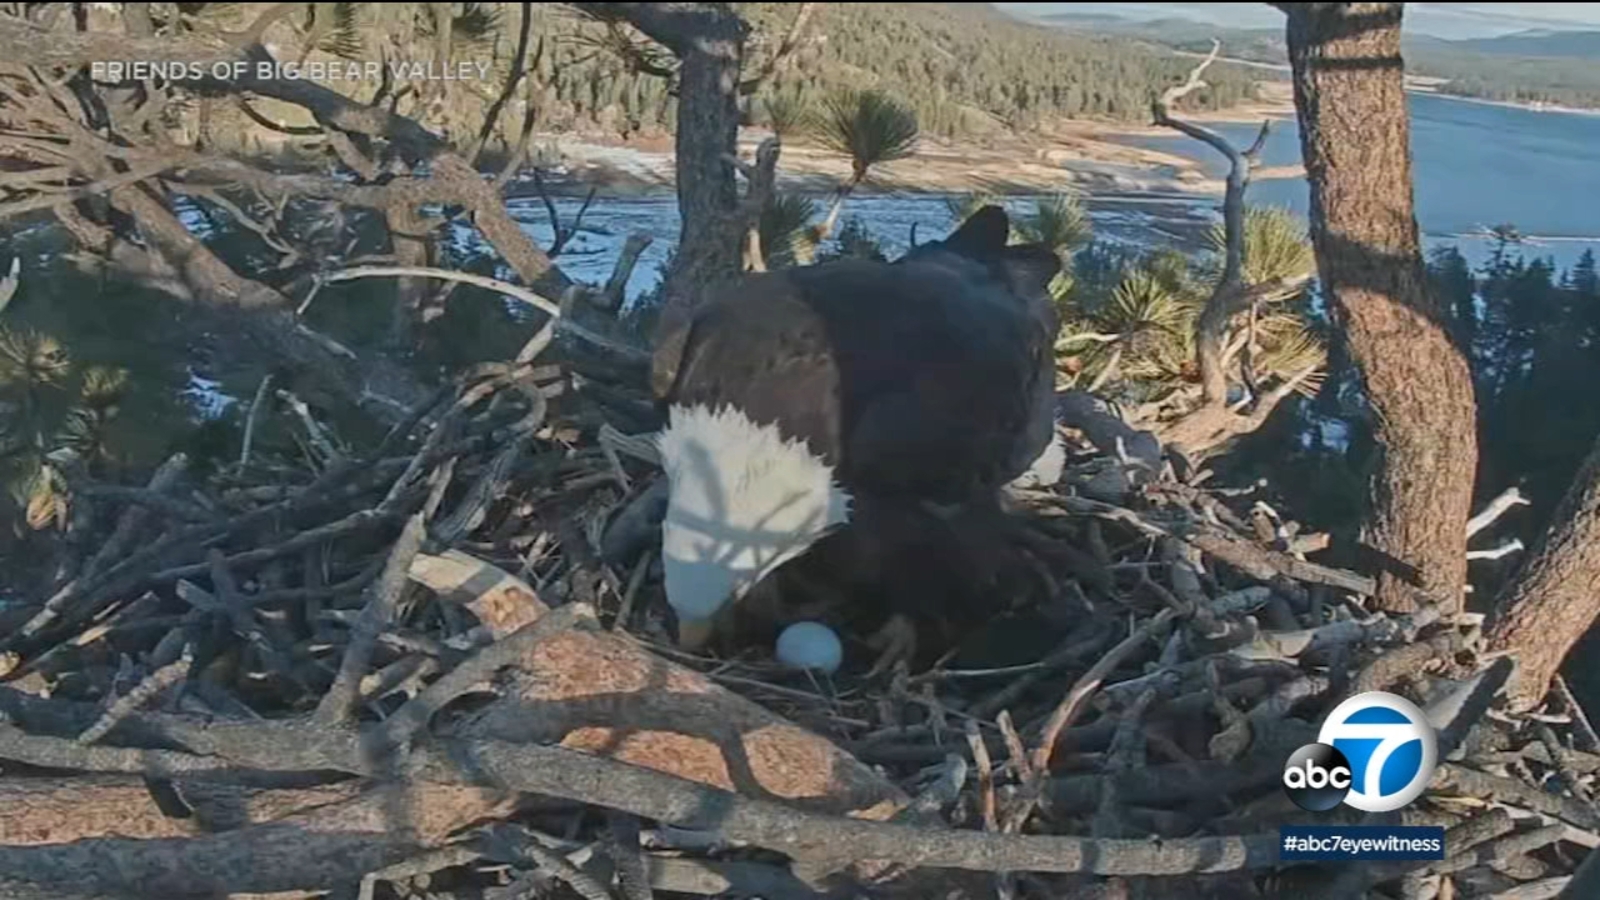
[571,3,751,394]
[1281,2,1479,613]
[1485,434,1600,709]
[653,10,749,345]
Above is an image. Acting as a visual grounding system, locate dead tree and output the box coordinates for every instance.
[1275,2,1480,614]
[1485,434,1600,708]
[1144,41,1317,460]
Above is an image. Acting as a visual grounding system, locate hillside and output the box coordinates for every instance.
[1034,10,1600,110]
[185,2,1263,160]
[746,3,1259,135]
[1450,28,1600,60]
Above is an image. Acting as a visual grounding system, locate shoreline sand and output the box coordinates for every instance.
[524,82,1305,203]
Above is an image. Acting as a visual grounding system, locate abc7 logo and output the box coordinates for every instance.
[1282,691,1438,813]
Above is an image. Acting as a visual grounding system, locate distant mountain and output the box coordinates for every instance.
[1028,9,1600,110]
[1449,29,1600,61]
[1039,12,1286,65]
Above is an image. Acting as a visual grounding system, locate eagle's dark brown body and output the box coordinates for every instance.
[653,206,1063,671]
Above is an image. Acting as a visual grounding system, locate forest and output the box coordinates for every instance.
[1043,11,1600,110]
[2,2,1600,899]
[140,2,1264,159]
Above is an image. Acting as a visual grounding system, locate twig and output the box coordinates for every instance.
[613,549,653,633]
[1556,675,1600,753]
[276,388,341,465]
[481,825,617,900]
[1538,724,1597,805]
[0,255,19,313]
[1032,608,1177,776]
[737,2,817,96]
[78,453,188,585]
[315,513,428,724]
[75,644,192,746]
[608,811,655,900]
[1436,764,1600,831]
[358,845,482,900]
[966,720,999,833]
[238,372,274,471]
[1186,530,1377,595]
[1468,538,1526,561]
[321,264,648,364]
[467,0,535,166]
[1468,486,1531,538]
[369,601,599,754]
[1433,657,1517,760]
[599,232,654,312]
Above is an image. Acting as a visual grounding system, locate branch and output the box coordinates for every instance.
[315,512,428,724]
[1153,40,1285,407]
[1467,486,1531,538]
[467,1,534,165]
[570,3,749,58]
[1467,538,1525,562]
[738,2,817,97]
[369,601,599,755]
[0,152,199,219]
[600,232,655,312]
[0,255,18,313]
[0,705,1282,879]
[318,265,649,364]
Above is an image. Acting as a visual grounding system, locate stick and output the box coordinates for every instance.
[601,232,654,312]
[75,645,192,746]
[0,700,1282,879]
[608,811,655,900]
[79,453,189,584]
[1031,608,1177,776]
[481,825,617,900]
[321,264,648,364]
[966,720,999,833]
[237,372,274,471]
[0,255,18,314]
[315,512,428,724]
[369,601,598,753]
[1467,486,1530,538]
[1468,538,1525,561]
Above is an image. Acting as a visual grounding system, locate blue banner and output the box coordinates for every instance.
[1279,825,1447,861]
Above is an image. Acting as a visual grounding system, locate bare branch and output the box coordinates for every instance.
[0,255,18,313]
[1153,40,1294,408]
[1467,539,1525,562]
[318,264,649,364]
[468,1,535,165]
[315,513,428,724]
[1468,486,1531,538]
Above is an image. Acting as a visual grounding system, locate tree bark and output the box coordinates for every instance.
[1485,434,1600,709]
[1280,2,1479,613]
[572,3,750,368]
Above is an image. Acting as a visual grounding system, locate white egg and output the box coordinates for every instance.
[775,622,843,674]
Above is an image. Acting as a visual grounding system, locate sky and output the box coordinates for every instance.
[994,3,1600,40]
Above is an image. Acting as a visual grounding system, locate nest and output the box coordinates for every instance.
[0,339,1595,900]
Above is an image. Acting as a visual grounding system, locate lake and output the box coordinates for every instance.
[507,91,1600,306]
[1112,92,1600,271]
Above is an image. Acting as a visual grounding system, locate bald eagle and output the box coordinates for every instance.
[653,206,1064,660]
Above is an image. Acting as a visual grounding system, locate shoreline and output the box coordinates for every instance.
[520,82,1305,204]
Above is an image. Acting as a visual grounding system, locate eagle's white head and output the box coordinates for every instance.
[655,403,852,650]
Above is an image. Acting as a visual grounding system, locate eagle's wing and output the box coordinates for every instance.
[662,273,845,468]
[787,256,1048,504]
